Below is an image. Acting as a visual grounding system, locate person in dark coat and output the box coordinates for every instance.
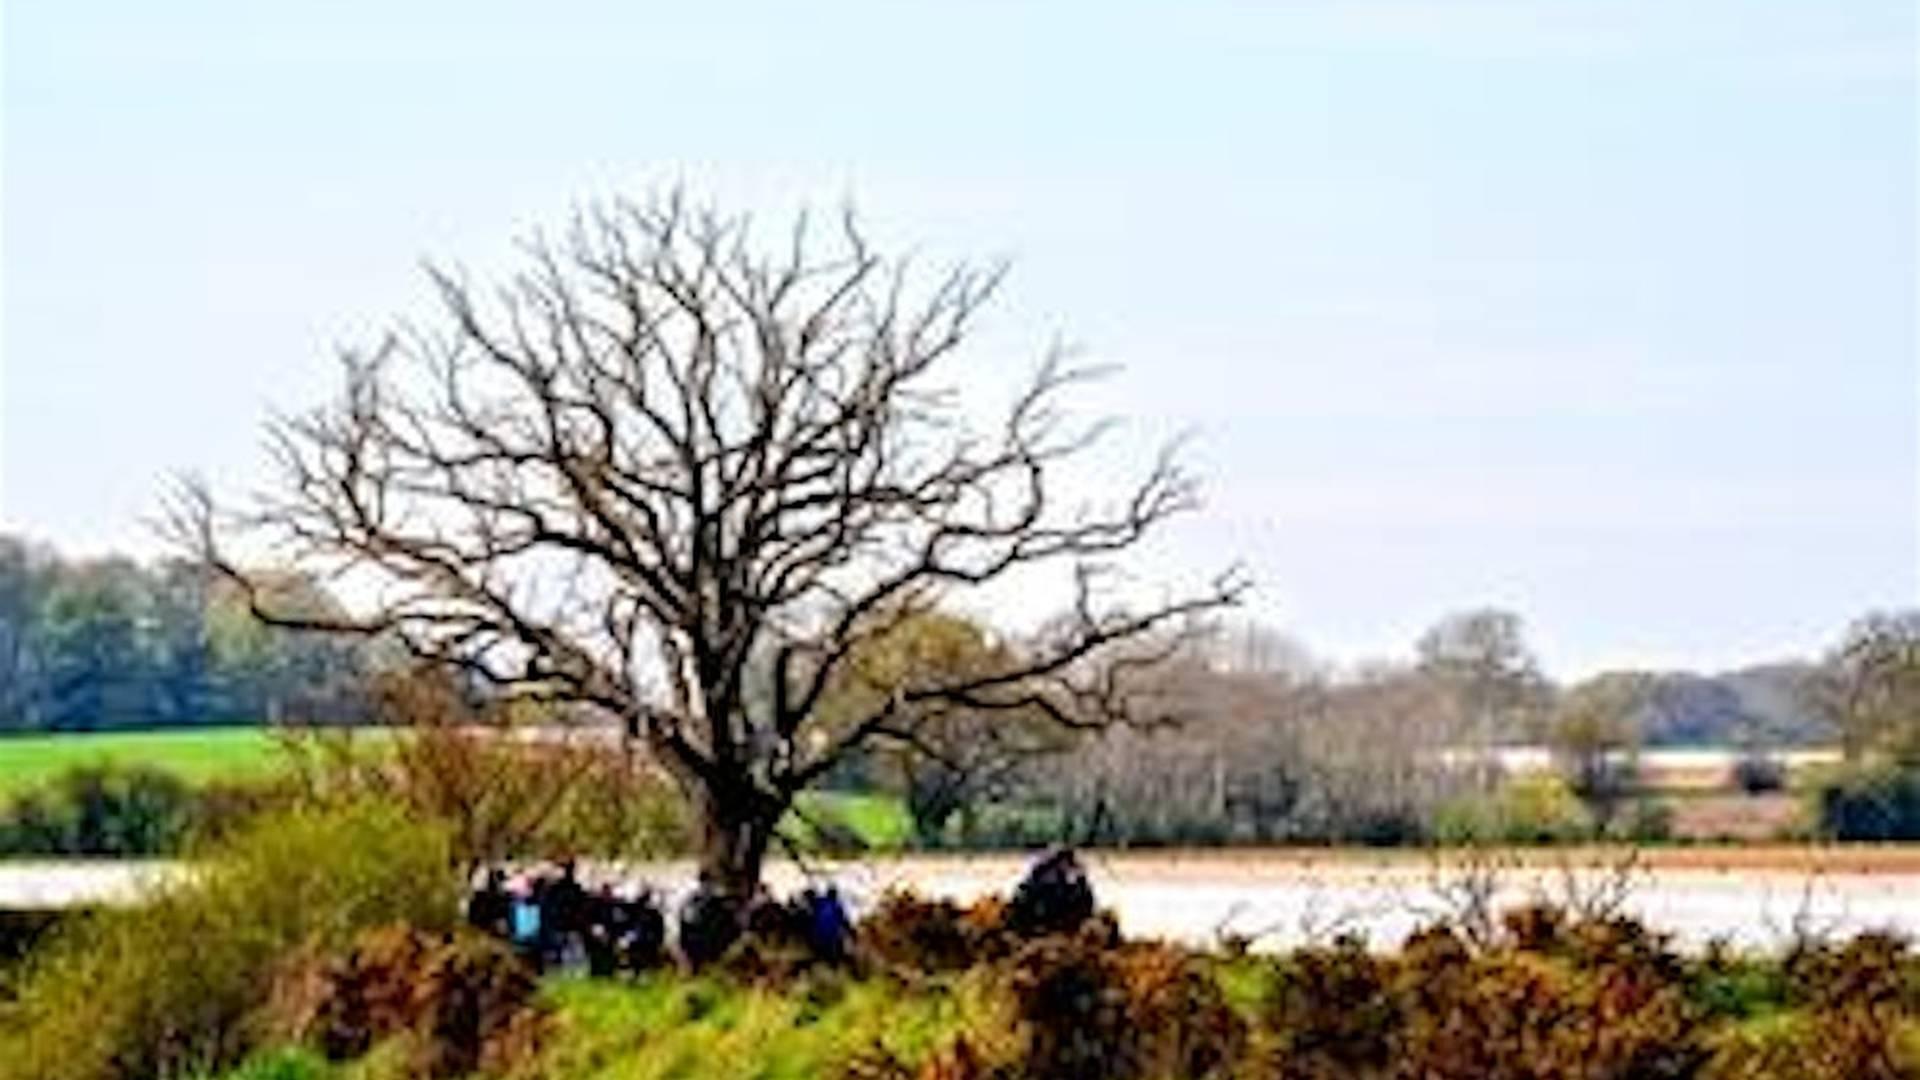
[466,868,510,937]
[1007,845,1095,937]
[677,874,742,970]
[583,884,620,977]
[742,884,796,945]
[803,885,853,965]
[622,889,668,972]
[543,859,589,970]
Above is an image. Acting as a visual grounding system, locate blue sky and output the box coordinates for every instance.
[2,2,1913,677]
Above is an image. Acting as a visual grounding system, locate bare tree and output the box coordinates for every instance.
[1299,665,1466,842]
[171,191,1242,899]
[1803,610,1920,764]
[1416,608,1548,784]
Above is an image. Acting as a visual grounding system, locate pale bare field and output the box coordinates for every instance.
[9,844,1920,950]
[823,843,1920,879]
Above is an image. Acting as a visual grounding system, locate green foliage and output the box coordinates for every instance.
[0,764,198,856]
[1688,942,1791,1022]
[0,762,303,857]
[1817,764,1920,840]
[0,801,460,1080]
[195,1047,337,1080]
[0,535,374,733]
[810,610,1071,849]
[945,802,1067,850]
[1433,773,1593,844]
[1621,796,1675,842]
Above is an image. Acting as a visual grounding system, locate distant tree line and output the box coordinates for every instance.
[821,607,1920,846]
[0,534,378,731]
[8,528,1919,839]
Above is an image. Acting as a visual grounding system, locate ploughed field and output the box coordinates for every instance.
[9,847,1920,951]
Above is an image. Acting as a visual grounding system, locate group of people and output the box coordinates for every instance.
[677,878,856,969]
[466,861,668,975]
[464,845,1093,975]
[464,860,857,974]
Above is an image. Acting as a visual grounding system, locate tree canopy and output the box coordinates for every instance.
[175,192,1243,895]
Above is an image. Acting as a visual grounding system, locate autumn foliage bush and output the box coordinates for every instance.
[1262,908,1714,1079]
[857,891,1017,976]
[849,916,1243,1080]
[800,889,1920,1080]
[1005,923,1245,1080]
[263,924,544,1078]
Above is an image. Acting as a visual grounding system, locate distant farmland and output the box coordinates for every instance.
[0,728,293,798]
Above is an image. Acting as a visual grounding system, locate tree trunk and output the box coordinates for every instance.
[908,769,964,848]
[694,783,778,901]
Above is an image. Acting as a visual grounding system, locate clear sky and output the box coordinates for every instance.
[3,2,1914,679]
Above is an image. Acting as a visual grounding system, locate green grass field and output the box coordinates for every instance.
[793,790,915,851]
[0,728,292,799]
[0,728,915,854]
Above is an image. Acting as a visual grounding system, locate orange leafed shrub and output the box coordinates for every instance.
[264,924,545,1078]
[859,891,1018,976]
[1005,923,1244,1080]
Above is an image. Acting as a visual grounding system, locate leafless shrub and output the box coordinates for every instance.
[1413,847,1520,950]
[280,665,688,869]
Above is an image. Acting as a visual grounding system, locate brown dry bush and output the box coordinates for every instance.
[858,892,1017,976]
[1396,924,1706,1080]
[1259,912,1709,1080]
[1003,921,1245,1080]
[847,908,1239,1080]
[1262,935,1398,1079]
[264,924,545,1078]
[1784,931,1914,1012]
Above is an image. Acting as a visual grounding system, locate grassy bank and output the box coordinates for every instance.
[203,971,1013,1080]
[201,938,1920,1080]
